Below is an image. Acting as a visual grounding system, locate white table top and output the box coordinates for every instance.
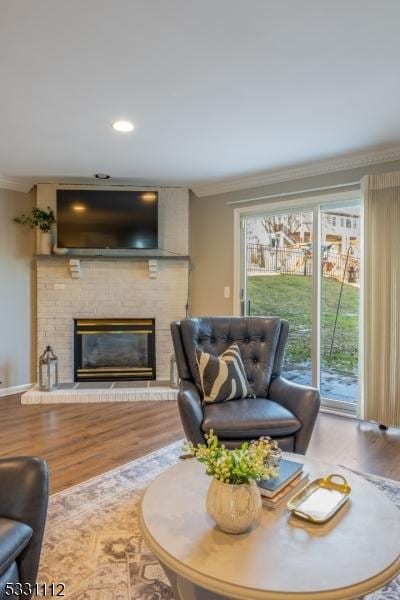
[139,453,400,600]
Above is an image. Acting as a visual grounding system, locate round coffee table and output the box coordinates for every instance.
[139,453,400,600]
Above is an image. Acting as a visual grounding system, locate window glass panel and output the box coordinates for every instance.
[246,210,313,386]
[320,205,360,404]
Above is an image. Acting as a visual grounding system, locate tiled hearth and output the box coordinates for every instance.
[22,381,178,404]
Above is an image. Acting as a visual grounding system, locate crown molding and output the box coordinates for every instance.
[0,176,34,193]
[191,145,400,197]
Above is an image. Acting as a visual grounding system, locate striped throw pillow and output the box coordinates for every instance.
[196,344,253,404]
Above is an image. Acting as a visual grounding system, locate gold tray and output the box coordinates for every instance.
[287,473,351,523]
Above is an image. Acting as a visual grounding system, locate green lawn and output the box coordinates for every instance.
[247,274,359,376]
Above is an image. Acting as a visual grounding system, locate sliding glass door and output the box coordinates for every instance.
[241,195,361,411]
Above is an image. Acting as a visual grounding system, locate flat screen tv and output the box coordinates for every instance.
[56,189,158,249]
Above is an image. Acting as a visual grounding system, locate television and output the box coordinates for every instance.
[56,189,158,249]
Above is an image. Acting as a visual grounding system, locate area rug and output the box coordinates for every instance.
[38,443,400,599]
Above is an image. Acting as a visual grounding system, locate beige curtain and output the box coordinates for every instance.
[362,172,400,427]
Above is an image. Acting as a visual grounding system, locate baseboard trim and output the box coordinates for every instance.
[319,406,359,420]
[0,383,33,398]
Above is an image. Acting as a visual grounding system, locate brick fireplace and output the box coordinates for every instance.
[35,184,189,385]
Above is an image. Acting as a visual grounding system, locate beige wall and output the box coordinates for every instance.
[0,188,36,389]
[2,158,400,387]
[189,159,400,316]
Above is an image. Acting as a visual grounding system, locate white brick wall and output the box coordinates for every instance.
[37,259,189,381]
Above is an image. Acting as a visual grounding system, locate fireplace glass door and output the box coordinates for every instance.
[74,319,156,381]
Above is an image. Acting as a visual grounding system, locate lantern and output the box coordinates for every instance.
[39,346,59,391]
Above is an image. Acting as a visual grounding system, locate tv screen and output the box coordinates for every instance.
[56,189,158,249]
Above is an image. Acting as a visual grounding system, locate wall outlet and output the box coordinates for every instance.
[224,286,230,299]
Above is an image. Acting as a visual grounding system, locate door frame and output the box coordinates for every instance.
[233,190,363,414]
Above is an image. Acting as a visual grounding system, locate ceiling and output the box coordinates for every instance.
[1,0,400,192]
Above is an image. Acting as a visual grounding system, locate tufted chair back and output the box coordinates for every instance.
[171,317,289,398]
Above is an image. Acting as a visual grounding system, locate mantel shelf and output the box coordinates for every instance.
[35,253,190,261]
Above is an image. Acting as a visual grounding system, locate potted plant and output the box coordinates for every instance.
[14,207,56,254]
[186,431,280,534]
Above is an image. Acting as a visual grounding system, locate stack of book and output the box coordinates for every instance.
[257,459,308,509]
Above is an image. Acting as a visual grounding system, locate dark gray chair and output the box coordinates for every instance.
[171,317,320,454]
[0,457,49,600]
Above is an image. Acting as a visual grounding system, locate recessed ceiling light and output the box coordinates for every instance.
[94,173,110,179]
[112,120,134,133]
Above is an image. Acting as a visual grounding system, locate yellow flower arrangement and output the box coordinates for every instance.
[185,430,279,485]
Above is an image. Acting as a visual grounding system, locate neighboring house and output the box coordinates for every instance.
[247,212,313,248]
[322,212,360,257]
[247,211,360,257]
[247,211,360,283]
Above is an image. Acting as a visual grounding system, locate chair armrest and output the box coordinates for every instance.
[268,376,320,454]
[0,457,49,588]
[177,380,205,445]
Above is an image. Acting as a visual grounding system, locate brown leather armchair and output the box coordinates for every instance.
[171,317,320,454]
[0,457,49,599]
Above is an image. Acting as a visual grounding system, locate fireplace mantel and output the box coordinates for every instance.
[35,254,190,260]
[35,254,190,279]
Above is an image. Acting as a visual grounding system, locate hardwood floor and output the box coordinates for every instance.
[1,395,399,494]
[307,412,400,481]
[0,395,184,493]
